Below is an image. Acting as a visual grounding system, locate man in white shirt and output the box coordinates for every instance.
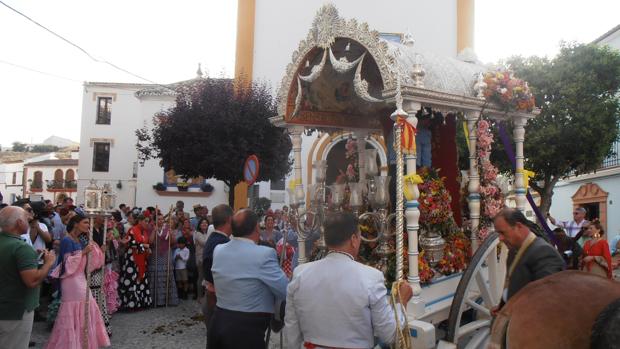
[549,207,589,245]
[17,203,52,252]
[284,212,412,349]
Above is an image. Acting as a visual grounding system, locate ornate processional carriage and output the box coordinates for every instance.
[270,5,538,348]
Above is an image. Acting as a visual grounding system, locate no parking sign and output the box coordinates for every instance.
[243,155,260,186]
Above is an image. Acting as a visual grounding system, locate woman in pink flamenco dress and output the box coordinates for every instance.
[46,215,111,349]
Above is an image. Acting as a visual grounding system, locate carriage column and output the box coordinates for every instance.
[288,126,307,264]
[404,101,424,316]
[466,112,481,252]
[513,116,527,212]
[354,130,367,182]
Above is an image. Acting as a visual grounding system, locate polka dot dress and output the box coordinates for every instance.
[119,234,152,310]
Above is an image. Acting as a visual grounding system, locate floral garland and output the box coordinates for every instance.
[483,69,535,112]
[476,119,505,240]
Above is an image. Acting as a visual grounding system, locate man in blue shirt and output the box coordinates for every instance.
[201,204,233,337]
[208,208,288,349]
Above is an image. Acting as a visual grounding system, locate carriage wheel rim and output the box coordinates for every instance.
[446,232,505,345]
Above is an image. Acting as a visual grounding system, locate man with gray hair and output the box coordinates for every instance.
[548,207,589,245]
[0,206,56,348]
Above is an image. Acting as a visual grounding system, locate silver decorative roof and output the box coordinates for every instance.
[277,4,491,117]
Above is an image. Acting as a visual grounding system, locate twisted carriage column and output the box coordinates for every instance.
[513,116,527,212]
[466,112,481,252]
[288,126,307,264]
[403,101,424,316]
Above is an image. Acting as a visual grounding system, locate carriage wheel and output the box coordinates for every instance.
[445,232,507,348]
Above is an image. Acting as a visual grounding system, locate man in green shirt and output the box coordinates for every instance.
[0,206,56,349]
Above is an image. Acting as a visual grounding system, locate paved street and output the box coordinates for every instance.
[30,299,283,349]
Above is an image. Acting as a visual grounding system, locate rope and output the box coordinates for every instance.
[389,280,412,349]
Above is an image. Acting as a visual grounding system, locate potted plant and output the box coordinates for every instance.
[153,182,166,191]
[201,183,214,193]
[177,181,190,192]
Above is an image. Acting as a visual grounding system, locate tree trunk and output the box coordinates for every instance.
[226,181,237,208]
[538,176,560,218]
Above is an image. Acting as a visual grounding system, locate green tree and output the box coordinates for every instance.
[496,43,620,215]
[136,78,292,206]
[12,142,28,152]
[30,145,60,153]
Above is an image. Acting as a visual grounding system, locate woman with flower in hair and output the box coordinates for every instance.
[581,221,613,279]
[118,215,152,310]
[46,214,110,348]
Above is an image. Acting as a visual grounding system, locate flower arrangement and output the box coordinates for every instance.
[417,167,457,233]
[483,69,535,112]
[176,181,190,192]
[152,182,166,191]
[436,232,471,275]
[418,251,435,284]
[476,119,505,240]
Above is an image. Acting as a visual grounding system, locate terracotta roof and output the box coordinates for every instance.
[24,159,78,167]
[592,24,620,44]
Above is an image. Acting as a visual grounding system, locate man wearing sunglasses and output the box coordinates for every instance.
[548,207,590,246]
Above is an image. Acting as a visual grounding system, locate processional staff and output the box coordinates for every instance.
[389,96,416,349]
[165,205,174,307]
[153,205,160,308]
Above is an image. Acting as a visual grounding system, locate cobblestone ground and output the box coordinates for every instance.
[30,299,282,349]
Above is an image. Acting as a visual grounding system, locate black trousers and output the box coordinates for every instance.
[207,307,271,349]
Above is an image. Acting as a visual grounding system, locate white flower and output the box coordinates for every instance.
[500,88,508,94]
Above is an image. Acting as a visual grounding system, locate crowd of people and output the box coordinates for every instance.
[1,194,619,349]
[0,197,313,349]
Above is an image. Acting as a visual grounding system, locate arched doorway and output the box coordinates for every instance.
[572,182,609,231]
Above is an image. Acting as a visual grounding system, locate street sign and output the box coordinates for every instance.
[243,155,260,186]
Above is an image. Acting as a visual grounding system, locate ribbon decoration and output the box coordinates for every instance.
[462,121,470,150]
[403,173,423,201]
[288,178,301,191]
[517,169,536,192]
[396,116,417,155]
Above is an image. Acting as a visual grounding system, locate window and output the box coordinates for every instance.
[32,171,43,189]
[96,97,112,124]
[270,179,285,190]
[12,172,16,184]
[92,142,110,172]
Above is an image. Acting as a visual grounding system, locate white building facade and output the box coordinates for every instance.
[23,158,79,203]
[1,152,77,204]
[77,81,229,210]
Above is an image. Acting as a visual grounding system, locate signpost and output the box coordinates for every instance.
[243,155,260,186]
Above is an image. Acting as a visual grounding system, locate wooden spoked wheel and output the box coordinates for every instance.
[446,232,508,348]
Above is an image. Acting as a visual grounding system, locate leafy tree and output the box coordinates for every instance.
[12,142,28,152]
[489,43,620,215]
[136,78,292,206]
[31,145,60,153]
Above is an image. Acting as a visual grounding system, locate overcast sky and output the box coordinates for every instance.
[1,0,618,146]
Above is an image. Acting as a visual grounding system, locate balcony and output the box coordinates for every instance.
[45,180,78,191]
[30,181,43,192]
[601,140,620,169]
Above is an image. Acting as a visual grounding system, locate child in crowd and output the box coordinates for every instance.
[174,236,190,299]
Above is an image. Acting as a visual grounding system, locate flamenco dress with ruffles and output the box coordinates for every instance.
[118,225,152,310]
[45,237,110,349]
